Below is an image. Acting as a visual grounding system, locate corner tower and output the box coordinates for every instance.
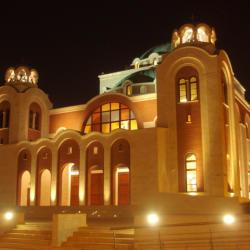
[157,23,240,197]
[0,66,52,143]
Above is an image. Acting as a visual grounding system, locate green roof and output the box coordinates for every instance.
[114,68,155,88]
[140,43,172,60]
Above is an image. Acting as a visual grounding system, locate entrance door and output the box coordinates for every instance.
[70,175,79,206]
[118,171,129,205]
[90,172,103,205]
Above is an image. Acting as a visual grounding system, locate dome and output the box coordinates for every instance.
[5,66,39,92]
[172,23,217,50]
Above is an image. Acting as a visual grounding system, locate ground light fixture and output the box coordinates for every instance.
[147,213,159,226]
[223,214,235,225]
[4,211,14,221]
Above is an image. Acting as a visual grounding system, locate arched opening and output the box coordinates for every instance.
[39,169,51,206]
[61,163,79,206]
[86,141,104,205]
[28,102,42,141]
[36,147,52,206]
[196,26,209,42]
[126,84,132,96]
[181,26,194,43]
[88,166,104,205]
[114,166,130,205]
[17,149,31,206]
[111,139,130,205]
[20,171,31,206]
[58,139,80,206]
[221,70,232,193]
[0,100,10,144]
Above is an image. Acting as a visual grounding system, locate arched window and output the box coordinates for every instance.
[0,101,10,128]
[58,139,80,206]
[182,27,194,43]
[185,154,197,192]
[111,139,130,205]
[84,102,138,134]
[177,67,199,103]
[196,26,209,42]
[126,85,132,96]
[29,103,41,131]
[190,77,198,101]
[179,79,187,102]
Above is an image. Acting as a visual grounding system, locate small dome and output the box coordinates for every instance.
[172,23,217,49]
[5,66,39,92]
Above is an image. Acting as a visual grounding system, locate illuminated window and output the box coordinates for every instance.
[190,77,198,101]
[197,27,209,42]
[83,102,138,134]
[0,101,10,128]
[185,154,197,192]
[126,85,132,96]
[179,79,187,102]
[182,27,194,43]
[178,76,199,103]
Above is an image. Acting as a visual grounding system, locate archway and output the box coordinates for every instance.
[20,170,31,206]
[39,169,51,206]
[111,139,130,205]
[114,166,130,205]
[58,139,80,206]
[86,141,104,205]
[88,166,104,205]
[61,163,79,206]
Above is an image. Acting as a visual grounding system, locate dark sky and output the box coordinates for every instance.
[0,1,249,107]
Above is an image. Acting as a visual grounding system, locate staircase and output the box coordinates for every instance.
[61,227,134,250]
[0,221,52,250]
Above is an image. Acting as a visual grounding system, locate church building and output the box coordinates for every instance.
[0,23,249,218]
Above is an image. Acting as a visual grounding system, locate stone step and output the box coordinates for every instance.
[65,235,134,244]
[0,237,50,245]
[0,242,45,250]
[60,243,133,250]
[5,232,51,240]
[11,229,51,235]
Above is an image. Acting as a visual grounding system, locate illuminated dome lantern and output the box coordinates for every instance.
[5,66,39,92]
[172,23,217,52]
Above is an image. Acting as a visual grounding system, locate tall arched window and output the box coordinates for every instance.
[126,85,132,96]
[185,154,197,192]
[190,77,198,101]
[0,101,10,128]
[86,141,104,205]
[111,139,130,205]
[177,67,199,103]
[29,103,41,131]
[84,102,138,134]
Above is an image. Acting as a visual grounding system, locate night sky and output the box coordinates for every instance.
[0,1,249,107]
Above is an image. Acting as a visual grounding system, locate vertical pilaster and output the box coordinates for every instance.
[30,151,36,206]
[104,146,111,205]
[79,148,86,205]
[51,148,58,206]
